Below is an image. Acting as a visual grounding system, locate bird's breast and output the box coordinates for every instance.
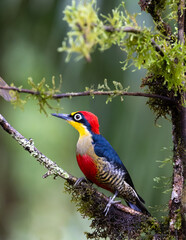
[76,154,98,183]
[75,134,129,194]
[76,135,115,191]
[76,134,98,182]
[76,134,93,156]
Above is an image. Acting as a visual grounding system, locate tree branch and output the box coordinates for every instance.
[0,85,175,102]
[0,113,149,218]
[169,105,185,238]
[168,1,186,238]
[1,113,161,238]
[103,26,141,34]
[177,0,185,44]
[0,113,75,182]
[138,0,172,37]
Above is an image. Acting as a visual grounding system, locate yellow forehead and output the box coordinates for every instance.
[70,111,78,116]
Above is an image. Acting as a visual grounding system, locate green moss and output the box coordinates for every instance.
[10,76,62,115]
[60,0,185,120]
[64,180,173,239]
[58,0,107,61]
[174,211,182,230]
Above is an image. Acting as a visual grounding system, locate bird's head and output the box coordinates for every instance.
[52,111,100,136]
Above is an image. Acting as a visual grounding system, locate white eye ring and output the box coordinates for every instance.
[74,113,82,121]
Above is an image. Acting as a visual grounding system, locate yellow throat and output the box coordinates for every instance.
[67,120,90,138]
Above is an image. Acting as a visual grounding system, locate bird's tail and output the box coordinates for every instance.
[126,200,151,216]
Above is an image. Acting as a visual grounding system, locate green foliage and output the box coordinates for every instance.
[1,0,185,239]
[122,28,153,71]
[64,181,159,240]
[58,1,140,61]
[153,175,171,194]
[125,33,186,93]
[10,84,27,109]
[151,150,172,214]
[11,76,62,115]
[60,0,185,119]
[147,41,186,92]
[97,79,111,91]
[85,79,130,103]
[174,211,182,230]
[58,0,107,62]
[65,179,177,239]
[166,0,180,22]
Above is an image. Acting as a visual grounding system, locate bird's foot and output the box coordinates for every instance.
[74,177,87,187]
[104,191,121,216]
[104,198,121,216]
[74,177,92,187]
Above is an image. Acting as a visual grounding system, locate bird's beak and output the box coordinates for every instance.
[51,113,71,121]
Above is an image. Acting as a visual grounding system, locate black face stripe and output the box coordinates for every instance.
[71,112,92,132]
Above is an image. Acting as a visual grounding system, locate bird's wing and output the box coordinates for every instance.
[92,134,145,203]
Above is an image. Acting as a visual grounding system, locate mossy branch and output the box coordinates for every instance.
[168,0,186,237]
[138,0,172,37]
[0,113,159,239]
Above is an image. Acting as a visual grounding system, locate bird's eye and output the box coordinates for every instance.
[73,113,82,121]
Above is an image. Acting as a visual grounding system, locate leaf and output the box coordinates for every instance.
[0,77,14,101]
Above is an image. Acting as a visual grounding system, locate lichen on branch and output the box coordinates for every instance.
[0,113,158,239]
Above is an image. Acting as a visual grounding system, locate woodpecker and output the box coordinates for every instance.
[52,111,150,216]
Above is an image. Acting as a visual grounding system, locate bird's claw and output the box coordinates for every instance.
[74,177,87,187]
[74,177,93,187]
[104,194,121,216]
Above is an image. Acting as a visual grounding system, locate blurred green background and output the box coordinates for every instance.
[0,1,172,240]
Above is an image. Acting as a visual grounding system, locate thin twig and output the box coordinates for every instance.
[103,25,141,34]
[103,25,164,56]
[151,38,164,57]
[0,113,146,217]
[53,90,173,102]
[86,25,164,56]
[0,86,175,102]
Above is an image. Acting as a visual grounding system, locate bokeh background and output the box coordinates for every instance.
[0,1,172,240]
